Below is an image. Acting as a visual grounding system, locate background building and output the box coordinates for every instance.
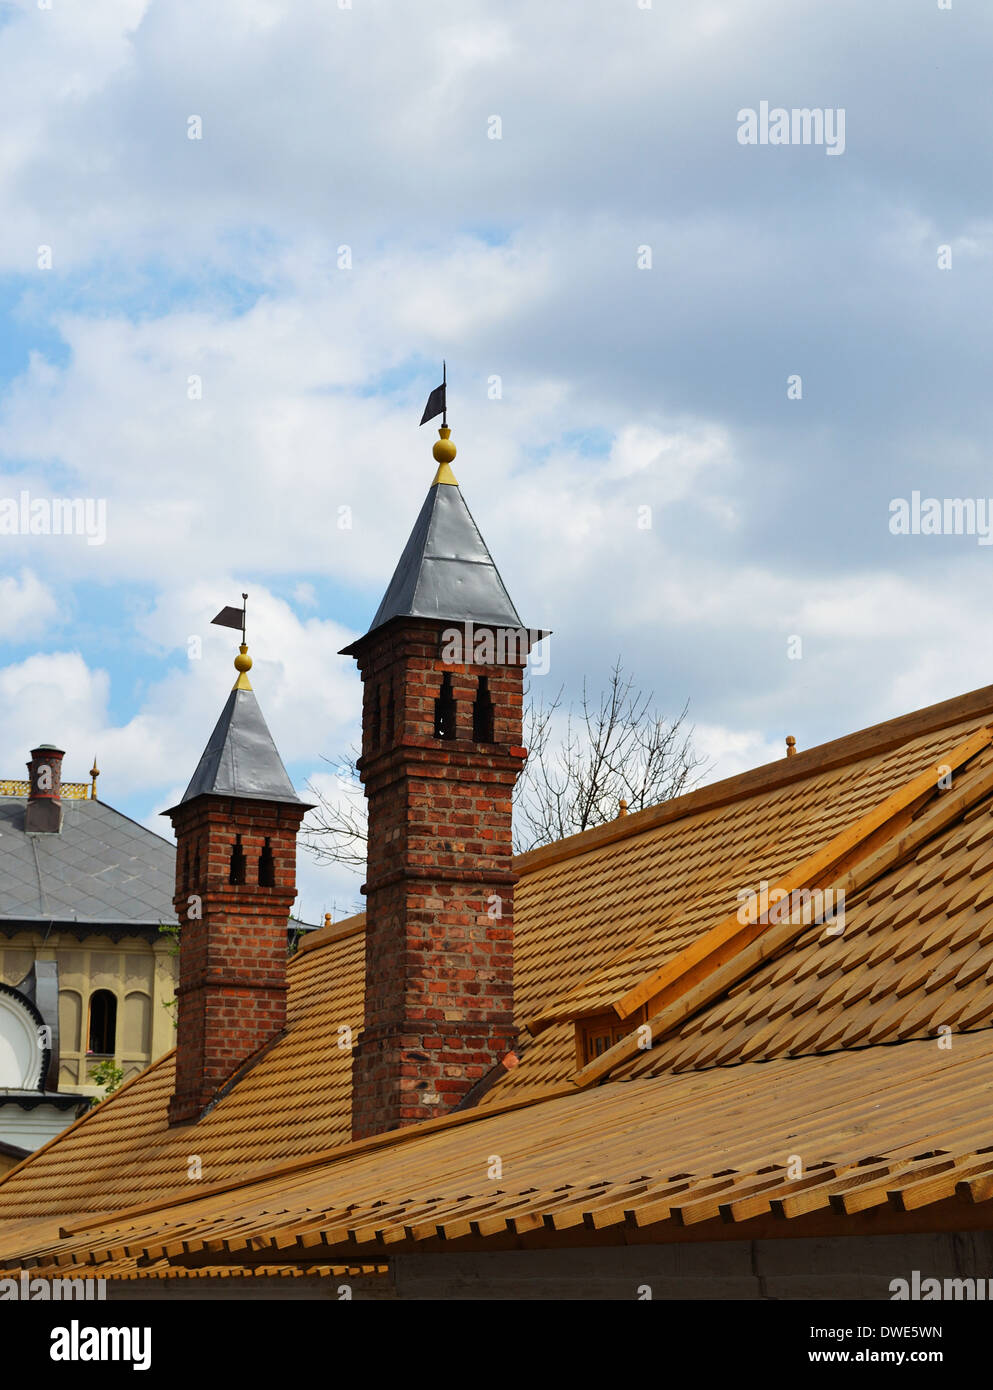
[0,744,178,1117]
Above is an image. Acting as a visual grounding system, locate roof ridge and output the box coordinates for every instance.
[526,724,992,1033]
[293,912,365,957]
[515,681,993,878]
[571,733,993,1088]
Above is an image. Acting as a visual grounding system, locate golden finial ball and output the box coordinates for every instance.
[234,643,253,674]
[433,426,456,465]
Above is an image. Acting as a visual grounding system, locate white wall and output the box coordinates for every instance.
[0,991,43,1089]
[0,1102,77,1155]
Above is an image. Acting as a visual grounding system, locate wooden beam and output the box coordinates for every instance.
[573,733,993,1087]
[155,1192,993,1267]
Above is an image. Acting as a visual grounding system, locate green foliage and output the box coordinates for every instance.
[158,921,180,1028]
[158,920,180,956]
[87,1059,124,1106]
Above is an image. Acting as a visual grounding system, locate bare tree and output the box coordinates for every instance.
[303,746,367,870]
[303,661,706,866]
[513,660,705,852]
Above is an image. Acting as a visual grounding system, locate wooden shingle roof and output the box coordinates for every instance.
[8,1032,993,1272]
[0,917,366,1222]
[5,681,993,1273]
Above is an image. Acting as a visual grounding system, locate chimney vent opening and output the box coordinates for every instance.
[228,833,247,885]
[370,685,382,749]
[472,676,495,743]
[434,672,457,740]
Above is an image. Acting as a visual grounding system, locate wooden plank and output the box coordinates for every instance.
[616,731,991,1021]
[887,1154,988,1212]
[574,739,993,1086]
[714,1166,838,1224]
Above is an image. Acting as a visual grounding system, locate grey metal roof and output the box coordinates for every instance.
[179,687,304,807]
[366,481,524,635]
[0,798,176,925]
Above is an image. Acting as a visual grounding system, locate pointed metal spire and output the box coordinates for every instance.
[174,644,305,807]
[361,426,524,636]
[341,382,545,654]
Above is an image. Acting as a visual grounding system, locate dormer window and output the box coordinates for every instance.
[576,1008,648,1069]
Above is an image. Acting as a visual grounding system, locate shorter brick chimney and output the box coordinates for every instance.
[164,643,309,1125]
[25,744,65,833]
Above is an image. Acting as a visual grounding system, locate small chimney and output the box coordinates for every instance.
[25,744,65,833]
[164,642,309,1125]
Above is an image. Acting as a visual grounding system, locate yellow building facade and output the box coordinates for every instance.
[0,750,179,1115]
[0,931,177,1099]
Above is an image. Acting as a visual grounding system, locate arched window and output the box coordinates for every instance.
[385,685,395,743]
[229,833,247,885]
[88,990,117,1056]
[434,672,457,740]
[258,837,275,887]
[472,676,495,743]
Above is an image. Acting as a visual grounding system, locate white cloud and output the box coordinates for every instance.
[0,0,991,916]
[694,724,784,782]
[0,568,57,636]
[0,580,358,794]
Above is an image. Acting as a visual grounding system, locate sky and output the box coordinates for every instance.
[0,0,991,923]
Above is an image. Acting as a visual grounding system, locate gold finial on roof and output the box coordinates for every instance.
[89,756,100,800]
[617,797,629,817]
[786,735,796,758]
[233,643,253,691]
[432,426,458,485]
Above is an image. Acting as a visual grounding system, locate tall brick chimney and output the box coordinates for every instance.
[25,744,65,833]
[344,425,541,1140]
[165,642,309,1125]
